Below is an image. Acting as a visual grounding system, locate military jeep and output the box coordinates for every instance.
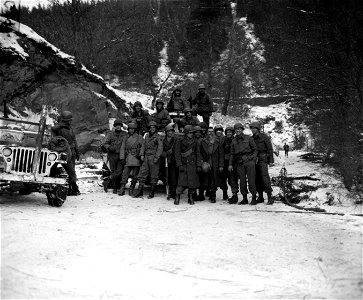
[0,114,69,207]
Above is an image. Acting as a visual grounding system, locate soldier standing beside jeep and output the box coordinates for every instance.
[250,121,274,205]
[51,110,80,196]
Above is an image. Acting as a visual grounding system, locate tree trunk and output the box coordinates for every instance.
[222,72,233,115]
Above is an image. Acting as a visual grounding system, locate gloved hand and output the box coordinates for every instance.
[228,165,233,172]
[136,118,142,122]
[197,166,202,172]
[219,167,224,173]
[153,157,159,163]
[140,155,144,161]
[120,159,126,165]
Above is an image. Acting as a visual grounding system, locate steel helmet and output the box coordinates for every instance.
[133,101,142,109]
[149,121,158,127]
[194,125,202,133]
[184,125,194,134]
[249,121,262,130]
[201,162,211,173]
[214,124,224,132]
[198,84,206,89]
[60,111,72,121]
[199,122,208,129]
[113,119,123,126]
[234,123,244,130]
[165,124,175,132]
[174,88,182,93]
[127,122,138,129]
[225,126,234,133]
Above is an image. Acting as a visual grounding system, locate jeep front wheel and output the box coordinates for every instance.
[46,185,68,207]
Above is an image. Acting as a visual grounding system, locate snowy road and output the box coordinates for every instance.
[2,190,362,299]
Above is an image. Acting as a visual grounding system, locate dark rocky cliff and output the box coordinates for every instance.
[0,17,127,153]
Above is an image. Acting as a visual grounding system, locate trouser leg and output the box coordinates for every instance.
[255,163,264,194]
[245,161,257,195]
[230,167,239,194]
[137,158,150,184]
[149,155,160,185]
[259,161,272,194]
[237,164,248,195]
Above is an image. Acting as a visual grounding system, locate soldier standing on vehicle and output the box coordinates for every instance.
[51,110,80,196]
[118,123,144,196]
[101,119,127,193]
[191,84,214,127]
[167,88,190,114]
[199,127,224,203]
[162,124,178,200]
[130,101,151,136]
[250,121,274,205]
[133,121,163,198]
[174,125,201,205]
[283,142,290,157]
[228,123,258,205]
[180,108,200,127]
[152,99,171,131]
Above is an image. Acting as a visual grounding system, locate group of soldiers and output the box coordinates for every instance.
[101,117,275,206]
[51,84,275,205]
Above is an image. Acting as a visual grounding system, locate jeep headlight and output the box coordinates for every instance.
[48,153,58,161]
[2,147,12,157]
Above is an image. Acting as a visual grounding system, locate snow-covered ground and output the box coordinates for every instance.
[1,152,362,299]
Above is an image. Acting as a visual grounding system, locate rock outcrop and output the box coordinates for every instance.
[0,17,127,153]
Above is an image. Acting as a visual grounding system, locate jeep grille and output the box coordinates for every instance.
[11,148,51,175]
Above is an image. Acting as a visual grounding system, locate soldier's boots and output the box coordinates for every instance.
[129,181,136,196]
[169,187,176,200]
[238,194,249,205]
[267,193,274,205]
[210,191,216,203]
[197,189,205,201]
[102,179,109,193]
[68,183,81,196]
[188,193,195,205]
[118,184,126,196]
[133,183,144,198]
[228,193,238,204]
[257,192,265,203]
[249,194,258,205]
[112,187,118,194]
[174,194,180,205]
[222,189,229,200]
[147,184,156,199]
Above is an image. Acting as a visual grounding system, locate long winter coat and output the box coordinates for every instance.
[162,136,178,186]
[192,92,214,114]
[119,133,144,166]
[253,132,274,164]
[175,136,201,188]
[102,130,127,154]
[199,138,224,188]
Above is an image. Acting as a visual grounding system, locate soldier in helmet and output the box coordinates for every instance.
[222,126,234,201]
[162,123,179,199]
[191,84,214,127]
[51,110,80,196]
[174,125,201,205]
[118,122,144,196]
[250,121,274,205]
[180,108,200,127]
[152,99,171,131]
[101,119,128,193]
[199,127,224,203]
[199,122,208,138]
[228,123,258,205]
[167,88,190,114]
[133,121,163,198]
[130,101,151,136]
